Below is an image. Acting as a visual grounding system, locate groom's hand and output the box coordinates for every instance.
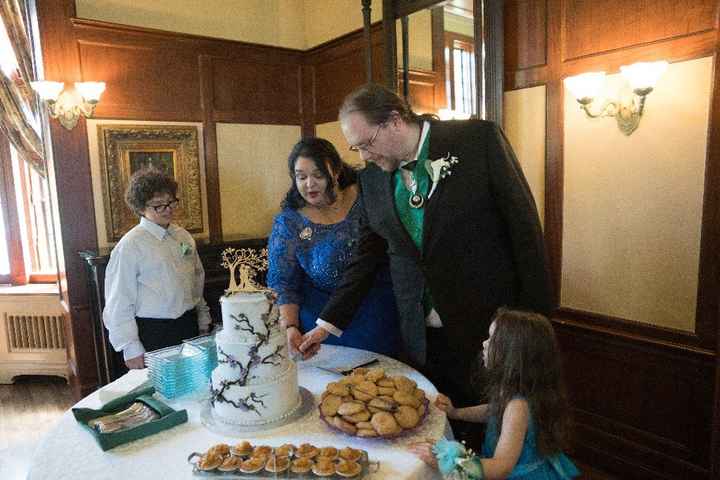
[298,326,328,359]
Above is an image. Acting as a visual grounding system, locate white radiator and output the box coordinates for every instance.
[5,313,66,351]
[0,293,68,383]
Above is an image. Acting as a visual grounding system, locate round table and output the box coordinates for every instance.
[27,345,446,479]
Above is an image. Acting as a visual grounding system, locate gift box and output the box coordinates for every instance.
[72,385,188,451]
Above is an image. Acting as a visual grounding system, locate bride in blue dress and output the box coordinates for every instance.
[268,137,400,359]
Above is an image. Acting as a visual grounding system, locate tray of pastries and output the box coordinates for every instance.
[188,441,378,478]
[318,367,428,438]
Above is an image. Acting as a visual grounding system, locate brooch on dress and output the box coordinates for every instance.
[299,227,313,240]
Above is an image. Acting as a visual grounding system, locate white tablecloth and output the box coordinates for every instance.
[27,345,444,480]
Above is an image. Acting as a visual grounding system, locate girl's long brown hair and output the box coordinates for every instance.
[485,308,571,455]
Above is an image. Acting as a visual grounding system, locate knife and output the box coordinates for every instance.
[313,358,379,376]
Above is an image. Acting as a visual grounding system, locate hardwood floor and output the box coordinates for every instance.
[0,375,73,480]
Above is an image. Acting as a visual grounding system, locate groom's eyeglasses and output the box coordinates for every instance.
[349,123,385,152]
[146,198,179,213]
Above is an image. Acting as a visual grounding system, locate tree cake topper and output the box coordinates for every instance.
[221,247,269,295]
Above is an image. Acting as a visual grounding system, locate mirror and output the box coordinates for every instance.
[392,1,476,118]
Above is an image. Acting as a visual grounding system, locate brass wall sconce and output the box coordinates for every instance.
[564,61,668,136]
[30,81,106,130]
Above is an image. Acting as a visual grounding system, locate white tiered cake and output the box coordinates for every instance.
[210,291,300,426]
[209,248,301,427]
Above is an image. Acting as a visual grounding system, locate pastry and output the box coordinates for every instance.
[296,443,319,458]
[217,456,241,472]
[337,401,365,416]
[252,445,273,458]
[312,458,336,477]
[327,382,350,396]
[318,446,338,459]
[337,459,363,477]
[290,457,314,474]
[332,415,358,435]
[343,409,371,423]
[265,456,290,473]
[339,447,363,462]
[207,443,230,457]
[197,452,223,471]
[320,394,343,417]
[230,440,252,456]
[239,456,265,474]
[371,411,400,436]
[395,405,421,428]
[275,443,295,458]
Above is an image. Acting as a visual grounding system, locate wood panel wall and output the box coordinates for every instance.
[35,1,442,400]
[505,0,720,478]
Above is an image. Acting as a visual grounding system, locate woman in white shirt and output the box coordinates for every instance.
[103,168,211,369]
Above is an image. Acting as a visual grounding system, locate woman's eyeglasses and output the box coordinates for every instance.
[349,122,385,152]
[146,198,179,213]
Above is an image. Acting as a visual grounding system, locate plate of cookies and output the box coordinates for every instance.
[188,441,378,478]
[318,367,428,438]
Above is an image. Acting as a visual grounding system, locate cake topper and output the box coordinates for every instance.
[221,247,269,294]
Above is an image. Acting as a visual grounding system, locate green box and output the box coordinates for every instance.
[72,385,188,451]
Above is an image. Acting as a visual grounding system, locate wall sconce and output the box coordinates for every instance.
[564,61,667,136]
[30,81,106,130]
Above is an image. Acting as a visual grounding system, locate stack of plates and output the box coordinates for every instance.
[144,334,217,399]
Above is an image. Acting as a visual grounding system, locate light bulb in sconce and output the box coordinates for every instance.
[31,80,105,130]
[564,60,667,135]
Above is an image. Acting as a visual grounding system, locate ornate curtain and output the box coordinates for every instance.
[0,0,45,176]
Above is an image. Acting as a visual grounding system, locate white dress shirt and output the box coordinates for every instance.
[103,217,211,360]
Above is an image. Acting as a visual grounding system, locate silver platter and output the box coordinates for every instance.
[200,387,314,435]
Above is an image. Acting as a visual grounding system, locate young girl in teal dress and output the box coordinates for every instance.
[410,308,580,480]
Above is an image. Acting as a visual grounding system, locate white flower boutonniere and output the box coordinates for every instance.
[425,153,460,199]
[180,242,192,256]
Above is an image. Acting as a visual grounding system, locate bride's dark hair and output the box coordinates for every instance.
[282,137,358,210]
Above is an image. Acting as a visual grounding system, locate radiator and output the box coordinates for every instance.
[5,313,66,351]
[0,293,68,383]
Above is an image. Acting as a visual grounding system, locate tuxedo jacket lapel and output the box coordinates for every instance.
[422,121,455,251]
[378,169,420,259]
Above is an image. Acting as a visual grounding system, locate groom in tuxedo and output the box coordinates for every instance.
[299,83,551,406]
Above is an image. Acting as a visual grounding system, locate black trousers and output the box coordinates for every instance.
[136,308,200,353]
[421,326,486,451]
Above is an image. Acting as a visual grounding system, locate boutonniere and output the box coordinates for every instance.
[179,242,192,256]
[425,153,459,199]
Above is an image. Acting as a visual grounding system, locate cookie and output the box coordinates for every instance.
[371,411,399,436]
[377,386,397,396]
[393,390,421,408]
[377,378,395,388]
[337,401,365,416]
[417,402,427,418]
[355,381,379,397]
[368,397,397,412]
[332,415,358,435]
[327,382,350,396]
[393,375,417,393]
[365,367,386,383]
[342,409,371,423]
[413,388,426,401]
[355,421,373,429]
[394,405,421,428]
[352,388,374,402]
[356,428,379,437]
[320,394,343,417]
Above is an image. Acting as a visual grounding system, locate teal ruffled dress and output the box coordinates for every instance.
[481,414,580,479]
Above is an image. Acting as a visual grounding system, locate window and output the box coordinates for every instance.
[0,133,57,285]
[445,32,477,118]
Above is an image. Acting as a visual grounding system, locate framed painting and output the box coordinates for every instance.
[97,124,205,242]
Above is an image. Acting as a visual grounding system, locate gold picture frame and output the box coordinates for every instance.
[97,124,204,242]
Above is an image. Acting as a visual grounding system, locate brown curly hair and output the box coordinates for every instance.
[485,308,572,456]
[124,168,178,216]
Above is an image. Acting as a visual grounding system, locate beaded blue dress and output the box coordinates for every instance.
[481,410,580,479]
[267,202,400,356]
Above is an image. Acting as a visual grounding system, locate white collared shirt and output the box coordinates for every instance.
[317,120,442,337]
[103,216,211,360]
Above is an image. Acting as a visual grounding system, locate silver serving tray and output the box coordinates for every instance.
[188,449,379,479]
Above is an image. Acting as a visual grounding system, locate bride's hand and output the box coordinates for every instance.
[286,326,303,356]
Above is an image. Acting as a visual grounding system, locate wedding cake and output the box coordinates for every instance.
[209,249,301,426]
